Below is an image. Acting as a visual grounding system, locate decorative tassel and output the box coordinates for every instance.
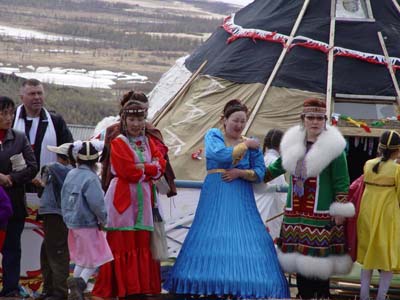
[191,149,202,160]
[339,115,371,133]
[371,120,385,127]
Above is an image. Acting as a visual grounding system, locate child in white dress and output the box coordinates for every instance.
[61,140,113,300]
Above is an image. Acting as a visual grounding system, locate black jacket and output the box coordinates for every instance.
[0,129,38,220]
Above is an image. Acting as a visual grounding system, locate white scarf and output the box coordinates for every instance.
[13,105,57,169]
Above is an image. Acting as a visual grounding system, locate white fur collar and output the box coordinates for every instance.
[280,125,346,177]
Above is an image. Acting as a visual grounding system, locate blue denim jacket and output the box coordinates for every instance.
[61,165,106,229]
[39,162,72,216]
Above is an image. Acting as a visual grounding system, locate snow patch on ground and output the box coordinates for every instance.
[0,25,91,42]
[0,64,149,89]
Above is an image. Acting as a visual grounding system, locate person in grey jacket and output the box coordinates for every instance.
[38,143,73,300]
[61,140,112,300]
[0,96,37,297]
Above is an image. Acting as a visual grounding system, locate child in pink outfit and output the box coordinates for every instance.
[61,140,113,300]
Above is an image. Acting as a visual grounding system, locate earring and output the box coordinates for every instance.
[300,120,305,130]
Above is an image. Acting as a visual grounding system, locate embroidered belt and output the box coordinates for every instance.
[364,181,395,187]
[207,168,226,174]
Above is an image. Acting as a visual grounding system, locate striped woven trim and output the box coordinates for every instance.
[278,223,346,257]
[104,225,154,231]
[335,193,348,203]
[277,242,347,257]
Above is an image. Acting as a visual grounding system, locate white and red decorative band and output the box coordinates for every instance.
[222,14,400,70]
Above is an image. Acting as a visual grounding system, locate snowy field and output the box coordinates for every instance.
[0,25,91,42]
[0,63,148,89]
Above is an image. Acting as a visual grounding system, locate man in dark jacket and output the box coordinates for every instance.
[14,79,73,173]
[13,79,73,300]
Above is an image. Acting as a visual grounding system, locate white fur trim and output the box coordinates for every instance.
[277,249,299,273]
[332,254,354,275]
[329,201,355,217]
[277,249,353,280]
[281,125,346,177]
[280,125,306,175]
[296,254,334,280]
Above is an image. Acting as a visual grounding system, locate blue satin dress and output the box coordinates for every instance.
[164,128,289,299]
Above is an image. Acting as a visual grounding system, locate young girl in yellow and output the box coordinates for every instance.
[357,130,400,300]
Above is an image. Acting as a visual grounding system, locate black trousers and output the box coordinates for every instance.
[1,219,25,294]
[297,274,330,299]
[40,214,70,299]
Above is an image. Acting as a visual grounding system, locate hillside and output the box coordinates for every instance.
[0,0,240,125]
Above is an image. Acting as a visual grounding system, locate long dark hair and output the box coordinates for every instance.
[372,130,400,173]
[262,129,284,154]
[0,96,15,112]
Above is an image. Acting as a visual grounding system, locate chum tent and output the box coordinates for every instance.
[148,2,400,293]
[149,0,400,182]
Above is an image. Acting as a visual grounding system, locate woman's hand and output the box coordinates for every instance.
[0,174,13,187]
[332,215,345,226]
[222,168,242,182]
[136,163,145,170]
[244,138,260,150]
[32,178,43,187]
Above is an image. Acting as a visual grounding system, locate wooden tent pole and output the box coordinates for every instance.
[377,32,400,106]
[325,0,336,122]
[265,212,284,224]
[243,0,311,135]
[391,0,400,15]
[152,60,208,126]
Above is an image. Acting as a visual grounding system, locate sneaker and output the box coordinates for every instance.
[67,277,86,300]
[19,286,30,298]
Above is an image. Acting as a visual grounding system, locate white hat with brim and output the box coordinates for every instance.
[47,143,72,156]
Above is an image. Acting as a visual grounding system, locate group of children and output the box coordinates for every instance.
[38,140,111,300]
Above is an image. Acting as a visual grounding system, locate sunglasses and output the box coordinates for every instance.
[305,115,325,121]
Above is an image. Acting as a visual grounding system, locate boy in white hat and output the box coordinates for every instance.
[38,143,73,300]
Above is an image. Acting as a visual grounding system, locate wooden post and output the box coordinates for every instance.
[377,32,400,106]
[152,60,208,126]
[265,212,284,224]
[325,0,337,121]
[243,0,311,135]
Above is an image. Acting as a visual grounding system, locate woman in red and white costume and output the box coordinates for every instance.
[92,100,166,298]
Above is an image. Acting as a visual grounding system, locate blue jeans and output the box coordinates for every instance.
[1,219,25,293]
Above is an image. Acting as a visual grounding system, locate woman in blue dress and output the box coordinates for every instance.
[165,100,289,299]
